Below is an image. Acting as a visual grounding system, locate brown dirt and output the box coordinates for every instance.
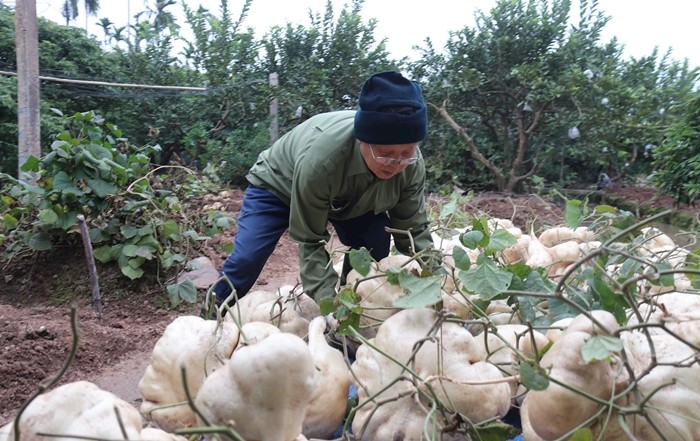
[0,185,696,426]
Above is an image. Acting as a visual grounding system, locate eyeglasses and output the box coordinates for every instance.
[368,144,421,166]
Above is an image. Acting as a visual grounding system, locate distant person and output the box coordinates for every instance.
[211,71,433,304]
[597,172,612,190]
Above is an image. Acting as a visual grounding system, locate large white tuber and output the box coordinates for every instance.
[194,332,316,441]
[351,308,511,440]
[520,311,628,440]
[538,226,595,247]
[302,317,352,439]
[501,234,531,265]
[138,315,240,431]
[629,291,700,347]
[1,381,142,441]
[473,324,549,397]
[345,254,422,339]
[600,331,700,440]
[440,289,473,319]
[522,325,700,440]
[525,231,553,270]
[224,285,320,338]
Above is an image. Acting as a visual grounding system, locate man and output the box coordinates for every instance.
[212,71,433,304]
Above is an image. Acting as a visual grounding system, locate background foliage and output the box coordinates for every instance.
[1,0,698,291]
[1,0,698,196]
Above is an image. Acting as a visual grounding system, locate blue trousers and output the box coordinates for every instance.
[213,185,391,302]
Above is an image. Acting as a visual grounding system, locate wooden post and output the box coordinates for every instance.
[77,215,103,322]
[269,72,279,144]
[15,0,41,183]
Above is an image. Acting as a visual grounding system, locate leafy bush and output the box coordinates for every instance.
[1,111,234,307]
[651,90,700,206]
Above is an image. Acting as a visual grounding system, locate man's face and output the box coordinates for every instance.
[360,142,420,180]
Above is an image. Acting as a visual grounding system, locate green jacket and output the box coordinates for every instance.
[247,110,432,300]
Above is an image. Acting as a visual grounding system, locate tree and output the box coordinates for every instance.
[411,0,617,193]
[651,89,700,206]
[0,5,118,176]
[561,51,697,185]
[177,0,270,181]
[60,0,100,30]
[260,0,395,128]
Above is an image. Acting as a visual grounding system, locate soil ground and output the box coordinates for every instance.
[1,184,697,426]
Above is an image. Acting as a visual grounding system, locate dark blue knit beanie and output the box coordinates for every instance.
[354,71,428,145]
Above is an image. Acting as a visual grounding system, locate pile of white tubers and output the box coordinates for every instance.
[2,220,697,441]
[0,381,187,441]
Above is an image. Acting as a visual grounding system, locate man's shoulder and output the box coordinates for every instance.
[307,110,356,125]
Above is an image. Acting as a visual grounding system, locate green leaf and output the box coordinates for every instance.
[39,208,59,225]
[546,297,578,322]
[618,257,643,280]
[93,245,115,263]
[452,246,472,270]
[592,275,629,324]
[319,297,336,316]
[161,220,180,240]
[336,289,362,315]
[459,259,513,300]
[214,216,232,229]
[133,246,155,259]
[88,227,105,243]
[122,244,140,257]
[565,199,583,228]
[57,211,80,230]
[485,228,517,253]
[519,362,549,391]
[568,428,594,441]
[127,257,145,268]
[3,213,18,229]
[85,144,113,161]
[337,313,361,335]
[160,250,185,270]
[85,178,117,198]
[385,267,402,285]
[138,224,155,236]
[393,275,442,308]
[439,199,458,219]
[333,287,362,335]
[20,155,40,172]
[121,264,144,280]
[518,269,554,323]
[469,421,521,441]
[61,186,84,198]
[120,225,139,239]
[53,145,72,159]
[26,232,52,251]
[167,280,198,308]
[593,205,617,214]
[581,335,623,363]
[349,248,373,276]
[460,230,484,249]
[646,261,675,287]
[136,234,162,252]
[52,171,74,191]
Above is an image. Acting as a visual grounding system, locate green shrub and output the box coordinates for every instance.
[1,111,234,307]
[651,91,700,206]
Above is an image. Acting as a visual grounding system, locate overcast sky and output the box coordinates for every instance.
[33,0,700,69]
